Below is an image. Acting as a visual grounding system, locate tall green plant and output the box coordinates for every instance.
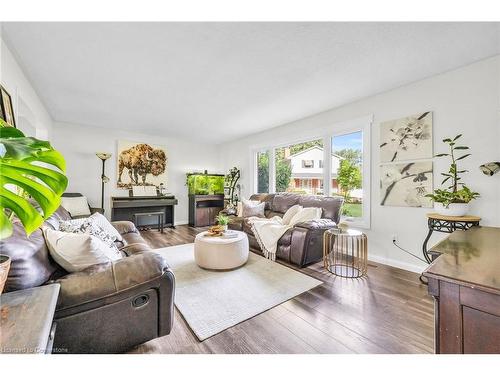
[426,134,479,207]
[436,134,470,193]
[0,119,68,239]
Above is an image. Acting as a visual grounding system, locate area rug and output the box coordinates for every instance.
[154,243,322,341]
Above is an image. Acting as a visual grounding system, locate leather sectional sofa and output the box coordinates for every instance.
[228,193,344,267]
[1,205,175,354]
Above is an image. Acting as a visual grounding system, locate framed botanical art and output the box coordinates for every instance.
[0,85,16,128]
[380,161,433,208]
[380,111,432,163]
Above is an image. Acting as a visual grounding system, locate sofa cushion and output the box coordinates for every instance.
[272,193,300,214]
[299,195,343,222]
[0,205,71,292]
[1,220,60,292]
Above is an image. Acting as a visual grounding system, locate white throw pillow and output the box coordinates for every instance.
[288,207,322,227]
[44,228,122,273]
[61,196,91,217]
[282,205,303,225]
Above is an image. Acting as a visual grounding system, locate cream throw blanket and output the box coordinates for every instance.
[248,206,322,261]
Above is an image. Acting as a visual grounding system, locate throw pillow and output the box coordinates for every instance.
[238,199,261,215]
[87,212,123,242]
[281,204,303,225]
[61,196,91,217]
[242,201,265,217]
[288,207,322,227]
[59,212,123,242]
[44,228,122,273]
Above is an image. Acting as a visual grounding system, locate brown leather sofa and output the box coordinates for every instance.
[228,193,343,267]
[0,205,175,354]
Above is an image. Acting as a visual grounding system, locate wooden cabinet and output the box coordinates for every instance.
[423,227,500,354]
[188,194,224,227]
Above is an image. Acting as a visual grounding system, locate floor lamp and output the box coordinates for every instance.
[96,152,112,211]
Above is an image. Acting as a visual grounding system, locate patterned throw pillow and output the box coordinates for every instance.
[87,213,123,242]
[59,218,120,255]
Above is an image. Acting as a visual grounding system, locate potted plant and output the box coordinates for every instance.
[215,213,230,231]
[426,134,479,216]
[0,118,68,293]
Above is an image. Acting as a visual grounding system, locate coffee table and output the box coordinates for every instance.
[194,230,249,270]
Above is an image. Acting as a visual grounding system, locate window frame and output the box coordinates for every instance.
[251,115,372,229]
[302,159,314,168]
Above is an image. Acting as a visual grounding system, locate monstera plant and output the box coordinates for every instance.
[0,118,68,239]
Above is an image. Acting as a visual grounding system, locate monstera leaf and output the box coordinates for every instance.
[0,119,68,239]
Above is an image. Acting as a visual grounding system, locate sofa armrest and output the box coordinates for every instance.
[294,218,337,231]
[111,220,138,235]
[288,219,336,267]
[228,216,244,231]
[54,252,172,312]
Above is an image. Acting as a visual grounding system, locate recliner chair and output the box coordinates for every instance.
[1,204,175,353]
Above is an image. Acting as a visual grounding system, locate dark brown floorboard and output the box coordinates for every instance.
[130,225,434,354]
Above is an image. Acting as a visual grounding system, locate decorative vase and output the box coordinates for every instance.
[0,254,11,295]
[221,225,228,232]
[434,202,469,217]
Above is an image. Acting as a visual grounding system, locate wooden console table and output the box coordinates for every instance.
[423,226,500,353]
[422,213,481,263]
[0,284,60,354]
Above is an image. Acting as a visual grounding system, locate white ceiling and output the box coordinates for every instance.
[2,22,500,144]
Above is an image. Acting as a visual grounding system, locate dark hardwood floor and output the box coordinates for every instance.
[131,225,434,354]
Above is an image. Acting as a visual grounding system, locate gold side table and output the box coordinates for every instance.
[323,228,368,278]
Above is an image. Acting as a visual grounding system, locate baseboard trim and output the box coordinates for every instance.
[368,254,426,274]
[174,220,189,226]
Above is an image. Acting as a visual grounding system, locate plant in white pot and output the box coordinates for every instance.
[426,134,479,216]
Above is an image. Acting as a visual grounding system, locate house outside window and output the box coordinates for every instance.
[276,140,324,194]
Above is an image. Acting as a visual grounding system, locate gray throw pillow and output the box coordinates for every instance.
[242,201,265,217]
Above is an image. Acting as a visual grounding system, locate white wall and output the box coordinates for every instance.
[220,56,500,273]
[51,122,222,225]
[0,31,53,140]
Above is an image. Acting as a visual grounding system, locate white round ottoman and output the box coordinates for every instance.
[194,230,249,270]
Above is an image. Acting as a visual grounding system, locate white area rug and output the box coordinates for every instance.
[154,243,322,341]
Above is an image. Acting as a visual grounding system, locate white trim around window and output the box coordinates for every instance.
[250,114,372,229]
